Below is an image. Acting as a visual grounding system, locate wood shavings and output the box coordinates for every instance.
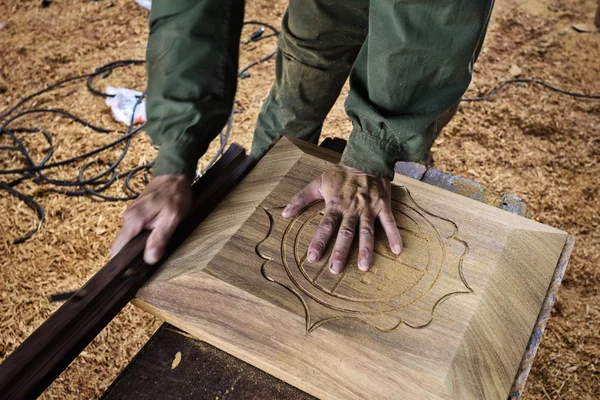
[509,64,523,77]
[1,0,598,399]
[171,351,181,370]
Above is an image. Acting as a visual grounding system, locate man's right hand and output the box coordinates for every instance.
[110,174,193,264]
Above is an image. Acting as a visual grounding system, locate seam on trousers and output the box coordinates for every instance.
[350,110,402,149]
[352,127,400,152]
[471,0,495,66]
[280,46,354,73]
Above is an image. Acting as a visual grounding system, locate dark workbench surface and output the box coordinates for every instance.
[101,324,314,400]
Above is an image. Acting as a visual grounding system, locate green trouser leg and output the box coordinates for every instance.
[145,0,245,177]
[249,0,369,158]
[341,0,494,178]
[252,0,494,179]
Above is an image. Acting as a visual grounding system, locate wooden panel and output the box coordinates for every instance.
[134,137,569,400]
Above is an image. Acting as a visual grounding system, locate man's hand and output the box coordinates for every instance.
[282,164,403,274]
[110,175,193,264]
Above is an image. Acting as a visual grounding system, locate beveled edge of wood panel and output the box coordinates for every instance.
[132,274,450,400]
[394,174,568,236]
[137,137,320,287]
[285,136,343,164]
[508,234,575,400]
[444,227,569,399]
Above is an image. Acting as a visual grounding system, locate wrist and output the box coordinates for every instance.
[340,128,398,180]
[152,141,206,178]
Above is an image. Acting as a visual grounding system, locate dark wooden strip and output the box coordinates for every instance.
[0,144,253,400]
[320,137,347,153]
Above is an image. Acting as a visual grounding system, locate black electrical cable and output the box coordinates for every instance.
[0,59,144,120]
[462,78,600,102]
[0,182,45,244]
[0,22,281,244]
[76,90,147,202]
[238,21,280,79]
[238,50,277,79]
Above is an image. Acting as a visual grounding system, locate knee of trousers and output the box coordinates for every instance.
[278,23,364,71]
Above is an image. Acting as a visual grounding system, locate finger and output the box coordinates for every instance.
[282,179,322,218]
[329,214,359,274]
[110,207,149,257]
[378,208,403,255]
[307,210,341,263]
[122,194,154,222]
[144,207,182,264]
[357,213,375,271]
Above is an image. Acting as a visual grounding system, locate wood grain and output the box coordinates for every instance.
[135,137,570,400]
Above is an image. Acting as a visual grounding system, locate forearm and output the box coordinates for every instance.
[145,0,245,177]
[342,0,494,179]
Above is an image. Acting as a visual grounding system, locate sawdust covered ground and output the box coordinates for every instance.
[0,0,598,398]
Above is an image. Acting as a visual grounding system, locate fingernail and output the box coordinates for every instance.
[307,251,318,262]
[146,248,159,264]
[358,258,369,271]
[282,205,292,217]
[393,244,403,255]
[330,261,342,274]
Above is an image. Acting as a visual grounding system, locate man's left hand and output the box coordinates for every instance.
[282,164,403,274]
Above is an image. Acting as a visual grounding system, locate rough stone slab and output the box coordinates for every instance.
[394,161,427,180]
[422,168,489,203]
[497,193,531,218]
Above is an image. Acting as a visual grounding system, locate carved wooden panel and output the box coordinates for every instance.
[134,137,570,400]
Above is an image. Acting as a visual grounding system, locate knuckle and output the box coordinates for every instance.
[332,249,347,260]
[123,205,137,218]
[360,226,374,237]
[384,216,397,226]
[165,203,181,216]
[338,226,355,238]
[151,228,168,241]
[311,240,326,251]
[123,207,141,223]
[329,195,342,206]
[320,219,335,233]
[171,193,187,206]
[359,249,372,259]
[171,193,181,203]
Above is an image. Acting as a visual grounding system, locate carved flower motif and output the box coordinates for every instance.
[257,186,472,333]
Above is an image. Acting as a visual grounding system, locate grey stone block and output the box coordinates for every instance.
[394,162,427,180]
[497,193,531,218]
[422,168,488,203]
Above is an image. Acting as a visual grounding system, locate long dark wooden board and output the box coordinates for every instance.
[0,144,255,400]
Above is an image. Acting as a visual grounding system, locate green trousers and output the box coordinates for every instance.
[145,0,494,179]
